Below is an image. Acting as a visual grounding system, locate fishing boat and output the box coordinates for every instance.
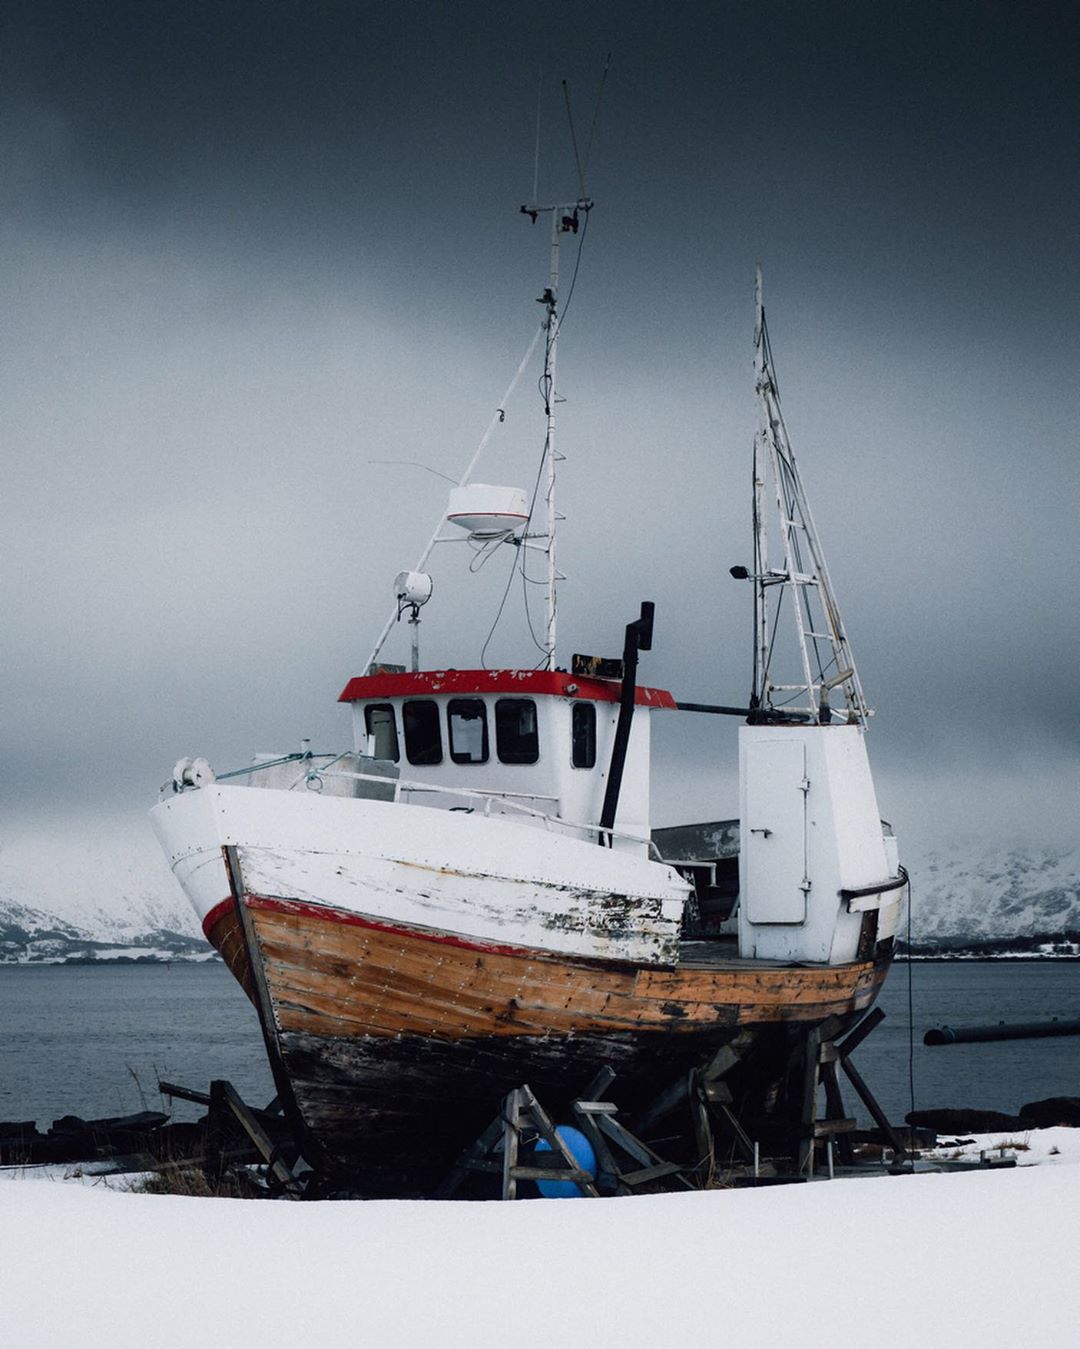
[151,197,905,1194]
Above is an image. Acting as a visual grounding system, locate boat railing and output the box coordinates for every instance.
[318,766,661,856]
[180,752,660,857]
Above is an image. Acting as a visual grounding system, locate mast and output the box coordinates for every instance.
[363,199,589,675]
[751,268,870,725]
[519,196,590,670]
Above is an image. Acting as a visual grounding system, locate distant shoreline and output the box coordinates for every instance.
[1,952,1078,968]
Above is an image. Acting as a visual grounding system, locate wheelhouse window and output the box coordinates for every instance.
[572,702,596,768]
[403,700,443,765]
[364,703,399,762]
[495,698,539,764]
[447,698,488,764]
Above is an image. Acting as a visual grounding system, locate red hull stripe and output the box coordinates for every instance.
[202,897,236,940]
[337,668,677,708]
[236,891,554,962]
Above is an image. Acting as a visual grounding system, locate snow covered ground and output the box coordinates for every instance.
[2,1143,1078,1348]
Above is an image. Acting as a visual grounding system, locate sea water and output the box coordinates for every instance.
[0,961,1076,1130]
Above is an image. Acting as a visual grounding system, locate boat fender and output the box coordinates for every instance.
[172,756,216,792]
[534,1125,597,1198]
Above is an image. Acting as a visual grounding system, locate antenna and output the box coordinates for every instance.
[581,52,611,190]
[561,80,588,201]
[531,70,542,205]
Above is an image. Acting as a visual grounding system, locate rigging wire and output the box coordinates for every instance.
[479,546,521,670]
[519,429,556,660]
[580,53,611,190]
[552,206,590,339]
[906,869,917,1169]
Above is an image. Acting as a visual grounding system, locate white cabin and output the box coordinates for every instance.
[338,668,676,856]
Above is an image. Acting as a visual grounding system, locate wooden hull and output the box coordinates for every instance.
[206,887,891,1195]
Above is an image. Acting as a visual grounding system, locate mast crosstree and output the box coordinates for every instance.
[750,267,870,726]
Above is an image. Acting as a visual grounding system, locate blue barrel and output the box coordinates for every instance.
[535,1126,597,1198]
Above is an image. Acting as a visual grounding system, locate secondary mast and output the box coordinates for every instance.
[750,266,869,725]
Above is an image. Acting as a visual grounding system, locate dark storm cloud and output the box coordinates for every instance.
[2,1,1078,858]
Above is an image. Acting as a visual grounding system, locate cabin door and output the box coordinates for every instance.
[743,739,808,924]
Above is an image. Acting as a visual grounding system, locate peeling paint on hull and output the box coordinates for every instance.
[206,893,890,1194]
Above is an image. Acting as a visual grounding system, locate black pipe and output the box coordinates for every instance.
[598,602,654,846]
[674,700,815,724]
[840,867,908,902]
[675,701,752,717]
[924,1019,1080,1046]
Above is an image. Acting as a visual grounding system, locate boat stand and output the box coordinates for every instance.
[798,1008,907,1178]
[435,1071,695,1200]
[160,1078,307,1198]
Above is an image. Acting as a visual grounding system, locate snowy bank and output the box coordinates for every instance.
[2,1163,1078,1348]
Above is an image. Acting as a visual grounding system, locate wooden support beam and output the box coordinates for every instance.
[433,1112,506,1199]
[580,1066,617,1101]
[158,1081,285,1127]
[516,1085,600,1198]
[837,1006,885,1060]
[797,1028,822,1177]
[819,1057,854,1164]
[813,1118,856,1137]
[839,1056,906,1158]
[715,1101,756,1165]
[213,1079,302,1199]
[501,1089,522,1201]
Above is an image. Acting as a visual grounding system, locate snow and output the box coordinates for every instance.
[2,1155,1078,1347]
[925,1126,1080,1167]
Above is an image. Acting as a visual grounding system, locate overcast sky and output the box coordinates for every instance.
[2,1,1078,899]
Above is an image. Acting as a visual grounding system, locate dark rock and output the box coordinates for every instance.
[0,1121,38,1138]
[1019,1097,1080,1128]
[905,1108,1033,1134]
[50,1110,167,1136]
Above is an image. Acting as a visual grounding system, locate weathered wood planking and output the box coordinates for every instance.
[216,895,882,1042]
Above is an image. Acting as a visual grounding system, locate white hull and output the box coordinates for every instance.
[151,784,690,965]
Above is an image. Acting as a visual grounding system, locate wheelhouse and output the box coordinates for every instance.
[338,669,676,854]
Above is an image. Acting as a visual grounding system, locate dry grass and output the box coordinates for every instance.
[138,1165,261,1199]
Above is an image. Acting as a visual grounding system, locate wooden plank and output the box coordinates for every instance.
[216,1079,301,1199]
[502,1089,521,1201]
[797,1027,822,1177]
[433,1111,507,1198]
[510,1165,594,1182]
[840,1056,906,1157]
[519,1085,599,1198]
[813,1118,856,1137]
[223,849,307,1154]
[837,1006,886,1060]
[248,898,881,1042]
[571,1106,621,1194]
[618,1162,683,1187]
[578,1065,617,1100]
[820,1059,853,1164]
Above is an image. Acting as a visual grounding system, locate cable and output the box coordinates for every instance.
[518,427,555,659]
[480,548,520,670]
[552,207,590,340]
[906,868,917,1168]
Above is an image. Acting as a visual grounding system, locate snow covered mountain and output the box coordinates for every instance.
[906,845,1080,945]
[0,820,203,962]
